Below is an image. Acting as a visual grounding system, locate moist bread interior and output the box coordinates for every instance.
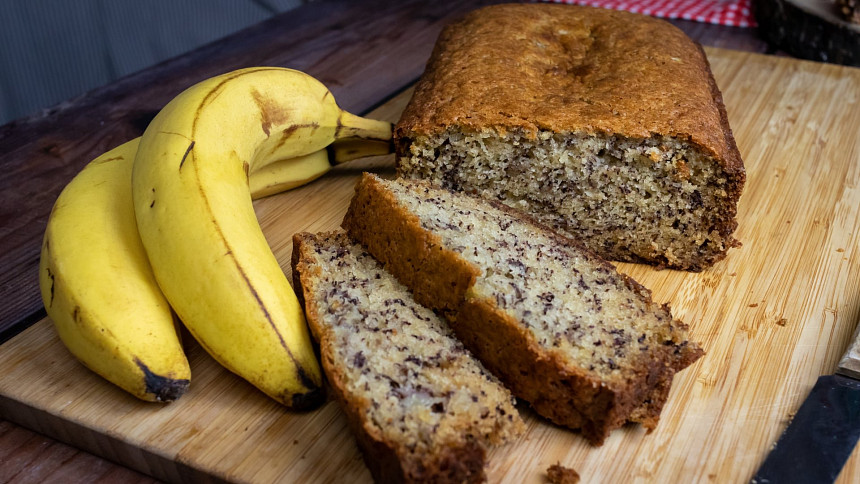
[295,232,523,466]
[383,178,692,385]
[400,130,735,270]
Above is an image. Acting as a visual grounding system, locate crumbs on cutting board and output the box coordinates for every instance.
[547,463,580,484]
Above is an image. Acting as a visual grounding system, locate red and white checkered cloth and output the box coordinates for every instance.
[545,0,756,27]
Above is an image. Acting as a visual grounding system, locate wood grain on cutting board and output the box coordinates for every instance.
[1,48,859,483]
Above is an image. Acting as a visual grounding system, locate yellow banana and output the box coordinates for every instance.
[249,138,393,199]
[39,139,191,402]
[38,135,391,402]
[132,67,392,409]
[249,150,331,199]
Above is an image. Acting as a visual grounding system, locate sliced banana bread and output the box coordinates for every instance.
[395,4,745,271]
[292,231,524,483]
[343,173,703,445]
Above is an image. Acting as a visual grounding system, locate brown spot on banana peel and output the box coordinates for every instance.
[252,87,292,137]
[335,115,346,139]
[188,67,283,140]
[93,155,124,166]
[178,141,195,171]
[263,123,320,160]
[134,357,189,402]
[46,265,55,307]
[193,68,279,122]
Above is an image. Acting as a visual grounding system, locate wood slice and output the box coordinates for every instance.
[753,0,860,66]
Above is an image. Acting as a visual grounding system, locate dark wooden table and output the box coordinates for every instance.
[0,0,782,481]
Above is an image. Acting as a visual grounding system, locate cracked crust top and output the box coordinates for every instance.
[395,3,743,175]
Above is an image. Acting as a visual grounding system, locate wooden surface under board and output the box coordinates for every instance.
[2,47,860,483]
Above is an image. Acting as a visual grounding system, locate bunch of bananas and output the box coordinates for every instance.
[39,67,392,407]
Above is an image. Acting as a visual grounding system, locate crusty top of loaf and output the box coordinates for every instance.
[396,3,743,173]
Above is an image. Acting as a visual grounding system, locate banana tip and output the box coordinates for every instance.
[287,386,326,411]
[136,358,190,402]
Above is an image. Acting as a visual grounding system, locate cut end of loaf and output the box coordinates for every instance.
[344,173,704,444]
[373,173,702,382]
[397,128,743,271]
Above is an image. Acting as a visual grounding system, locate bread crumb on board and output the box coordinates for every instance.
[547,463,580,484]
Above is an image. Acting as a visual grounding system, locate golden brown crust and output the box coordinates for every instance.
[394,4,745,272]
[342,176,481,315]
[292,233,489,483]
[342,174,703,445]
[396,3,744,176]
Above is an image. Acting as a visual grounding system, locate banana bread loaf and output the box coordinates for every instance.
[292,231,524,483]
[395,3,745,271]
[343,173,703,445]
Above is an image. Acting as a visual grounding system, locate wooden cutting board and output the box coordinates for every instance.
[2,47,860,483]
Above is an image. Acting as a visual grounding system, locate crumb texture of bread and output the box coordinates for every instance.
[547,463,581,484]
[395,3,745,271]
[292,231,524,483]
[343,173,703,445]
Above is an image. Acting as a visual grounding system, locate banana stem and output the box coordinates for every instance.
[336,111,393,142]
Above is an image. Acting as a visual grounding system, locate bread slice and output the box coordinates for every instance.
[292,231,524,483]
[342,173,703,445]
[395,4,745,271]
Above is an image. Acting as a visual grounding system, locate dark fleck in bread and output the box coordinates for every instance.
[292,231,524,483]
[395,3,745,271]
[343,173,703,445]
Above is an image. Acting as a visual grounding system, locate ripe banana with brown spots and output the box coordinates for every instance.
[39,134,391,402]
[132,67,392,409]
[39,139,191,402]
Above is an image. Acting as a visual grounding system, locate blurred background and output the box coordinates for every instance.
[1,0,857,125]
[0,0,309,125]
